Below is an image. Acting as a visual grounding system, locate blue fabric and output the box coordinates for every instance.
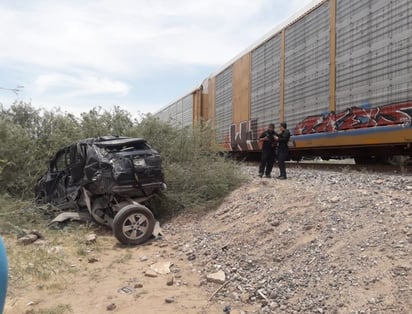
[0,237,7,314]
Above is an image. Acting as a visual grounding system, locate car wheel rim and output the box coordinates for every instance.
[122,213,150,240]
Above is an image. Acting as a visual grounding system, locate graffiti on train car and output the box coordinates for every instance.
[229,120,261,151]
[294,102,412,136]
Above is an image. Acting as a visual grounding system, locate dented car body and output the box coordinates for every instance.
[35,136,165,244]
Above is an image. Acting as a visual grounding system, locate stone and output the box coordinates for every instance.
[368,298,377,305]
[17,234,38,245]
[140,256,148,262]
[188,254,196,261]
[271,220,280,227]
[26,301,37,306]
[166,275,174,286]
[240,292,250,303]
[269,302,279,309]
[150,261,172,274]
[30,230,43,238]
[134,283,143,288]
[330,197,340,204]
[88,257,99,263]
[206,270,226,284]
[165,297,175,303]
[145,269,158,278]
[85,233,97,244]
[106,303,116,311]
[118,286,135,294]
[32,239,48,246]
[303,224,314,231]
[273,256,283,263]
[152,221,163,238]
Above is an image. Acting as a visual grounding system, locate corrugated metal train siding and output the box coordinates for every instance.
[215,66,233,143]
[251,34,281,136]
[181,94,193,127]
[336,0,412,112]
[284,1,331,130]
[154,94,193,127]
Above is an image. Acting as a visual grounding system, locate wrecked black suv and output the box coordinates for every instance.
[35,136,166,245]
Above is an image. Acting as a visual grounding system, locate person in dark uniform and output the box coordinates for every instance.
[258,123,277,178]
[275,122,290,179]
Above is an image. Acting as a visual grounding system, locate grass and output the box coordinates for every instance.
[0,195,42,235]
[87,268,104,282]
[26,304,73,314]
[7,245,64,282]
[0,196,108,300]
[109,251,133,268]
[4,230,91,298]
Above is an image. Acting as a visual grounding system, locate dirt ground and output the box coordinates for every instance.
[3,166,412,314]
[3,234,234,314]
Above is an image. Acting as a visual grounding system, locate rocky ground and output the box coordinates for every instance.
[165,166,412,313]
[4,166,412,313]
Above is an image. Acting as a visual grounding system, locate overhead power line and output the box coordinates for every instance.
[0,85,24,96]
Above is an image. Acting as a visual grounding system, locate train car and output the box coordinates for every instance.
[153,83,209,128]
[155,0,412,163]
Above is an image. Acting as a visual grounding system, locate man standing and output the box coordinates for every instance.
[258,123,277,178]
[275,122,290,179]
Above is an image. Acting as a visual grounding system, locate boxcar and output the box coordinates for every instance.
[154,0,412,163]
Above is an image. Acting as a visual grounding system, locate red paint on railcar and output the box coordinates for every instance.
[294,102,412,135]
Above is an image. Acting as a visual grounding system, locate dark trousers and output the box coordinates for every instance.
[259,150,275,176]
[277,149,288,178]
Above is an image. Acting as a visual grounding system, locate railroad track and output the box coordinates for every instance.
[287,161,411,175]
[245,159,412,175]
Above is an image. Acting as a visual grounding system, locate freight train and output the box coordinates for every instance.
[154,0,412,164]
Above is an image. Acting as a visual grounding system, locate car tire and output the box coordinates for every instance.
[113,204,155,245]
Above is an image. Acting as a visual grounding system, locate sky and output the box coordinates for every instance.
[0,0,317,116]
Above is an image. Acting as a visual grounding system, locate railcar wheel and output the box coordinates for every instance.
[386,155,410,167]
[113,204,155,245]
[354,156,383,165]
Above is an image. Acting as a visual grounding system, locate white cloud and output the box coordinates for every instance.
[34,73,129,97]
[0,0,316,73]
[0,0,317,112]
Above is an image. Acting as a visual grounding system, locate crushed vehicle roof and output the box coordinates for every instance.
[78,136,147,147]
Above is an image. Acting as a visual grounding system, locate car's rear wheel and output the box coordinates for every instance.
[112,204,155,245]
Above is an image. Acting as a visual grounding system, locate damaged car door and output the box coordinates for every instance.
[37,148,70,205]
[37,145,84,209]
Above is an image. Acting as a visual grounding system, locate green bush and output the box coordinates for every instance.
[128,116,244,213]
[0,102,243,219]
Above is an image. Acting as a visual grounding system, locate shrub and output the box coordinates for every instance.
[128,116,244,213]
[0,104,243,217]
